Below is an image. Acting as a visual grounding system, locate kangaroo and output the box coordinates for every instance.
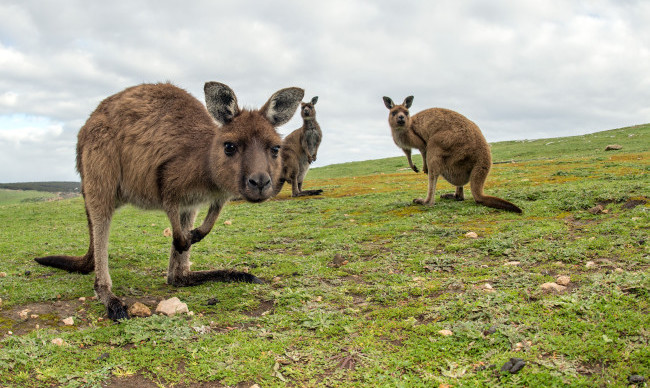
[383,96,522,213]
[34,82,304,320]
[277,96,323,197]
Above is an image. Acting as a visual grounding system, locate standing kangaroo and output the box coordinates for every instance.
[35,82,304,320]
[278,96,323,197]
[383,96,522,213]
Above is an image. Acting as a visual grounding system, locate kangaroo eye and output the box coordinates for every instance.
[224,142,237,156]
[270,145,281,158]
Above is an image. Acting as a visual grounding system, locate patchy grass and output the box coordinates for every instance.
[0,124,648,387]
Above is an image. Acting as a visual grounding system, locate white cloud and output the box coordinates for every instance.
[0,0,649,182]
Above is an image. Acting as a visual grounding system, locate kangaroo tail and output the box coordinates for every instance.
[34,252,94,274]
[475,195,522,213]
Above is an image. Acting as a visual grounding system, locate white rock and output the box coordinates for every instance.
[585,261,596,268]
[465,232,478,239]
[51,338,65,346]
[128,302,152,318]
[556,275,571,286]
[224,220,233,226]
[18,309,30,320]
[438,329,453,336]
[78,297,86,302]
[541,282,567,293]
[504,261,521,266]
[156,297,189,316]
[62,317,74,326]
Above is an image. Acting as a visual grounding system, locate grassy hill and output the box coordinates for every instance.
[0,124,648,387]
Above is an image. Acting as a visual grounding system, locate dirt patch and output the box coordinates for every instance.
[622,198,647,210]
[1,299,91,335]
[243,299,274,317]
[102,374,237,388]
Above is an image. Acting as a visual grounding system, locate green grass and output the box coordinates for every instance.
[0,189,57,205]
[0,124,648,387]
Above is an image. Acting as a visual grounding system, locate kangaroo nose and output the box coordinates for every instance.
[247,173,271,191]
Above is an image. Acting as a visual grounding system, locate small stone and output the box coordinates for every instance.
[588,204,605,214]
[78,297,86,302]
[0,272,6,278]
[465,231,478,239]
[18,309,30,320]
[163,227,172,237]
[504,261,521,266]
[615,267,624,273]
[62,317,74,326]
[30,314,39,319]
[128,302,152,318]
[556,275,571,286]
[250,384,261,388]
[482,283,495,293]
[0,297,3,307]
[206,298,219,306]
[155,297,189,316]
[604,144,622,151]
[330,254,348,268]
[224,220,232,225]
[438,329,453,336]
[501,357,526,373]
[541,282,567,293]
[585,261,596,268]
[628,375,646,384]
[483,326,497,336]
[51,338,65,346]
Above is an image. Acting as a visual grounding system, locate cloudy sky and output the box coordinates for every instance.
[1,0,648,183]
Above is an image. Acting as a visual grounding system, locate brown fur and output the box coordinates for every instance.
[35,82,304,320]
[383,96,522,213]
[277,96,323,197]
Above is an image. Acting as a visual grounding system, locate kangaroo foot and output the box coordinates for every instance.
[106,297,129,321]
[292,189,323,197]
[440,193,464,201]
[413,198,434,206]
[169,269,263,287]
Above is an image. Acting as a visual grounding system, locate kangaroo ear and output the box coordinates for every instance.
[261,87,305,127]
[204,82,240,125]
[311,96,319,105]
[383,96,394,109]
[403,96,414,109]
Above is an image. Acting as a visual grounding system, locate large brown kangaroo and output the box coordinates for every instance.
[383,96,522,213]
[278,96,323,197]
[35,82,304,320]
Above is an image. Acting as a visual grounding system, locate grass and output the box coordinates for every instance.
[0,189,57,205]
[0,124,648,387]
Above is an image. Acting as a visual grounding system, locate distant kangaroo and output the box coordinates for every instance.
[383,96,522,213]
[277,96,323,197]
[35,82,304,320]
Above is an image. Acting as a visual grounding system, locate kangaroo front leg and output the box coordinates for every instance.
[403,148,419,173]
[189,202,224,245]
[420,149,428,174]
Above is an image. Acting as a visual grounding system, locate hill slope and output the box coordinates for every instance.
[0,124,648,387]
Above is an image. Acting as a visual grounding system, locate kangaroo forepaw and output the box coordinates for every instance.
[107,299,129,321]
[412,165,419,173]
[190,229,205,244]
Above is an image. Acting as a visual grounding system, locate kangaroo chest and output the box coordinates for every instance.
[303,122,321,152]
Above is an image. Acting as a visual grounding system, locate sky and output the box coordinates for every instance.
[1,0,648,183]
